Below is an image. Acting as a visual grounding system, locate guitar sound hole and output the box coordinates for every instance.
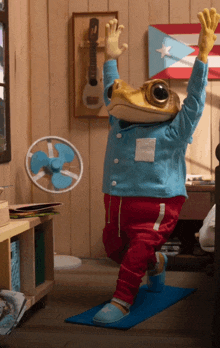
[90,79,98,86]
[87,96,99,105]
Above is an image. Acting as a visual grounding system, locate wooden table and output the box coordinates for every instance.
[0,215,54,311]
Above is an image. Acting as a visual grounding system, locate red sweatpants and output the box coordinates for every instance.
[103,194,185,305]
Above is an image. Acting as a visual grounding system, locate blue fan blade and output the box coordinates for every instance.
[30,151,50,174]
[52,172,72,189]
[54,143,75,163]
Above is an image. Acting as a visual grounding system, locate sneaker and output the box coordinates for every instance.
[147,252,168,292]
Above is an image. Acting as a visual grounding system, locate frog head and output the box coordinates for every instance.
[107,79,181,123]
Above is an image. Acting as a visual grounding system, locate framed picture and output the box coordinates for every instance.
[72,11,118,117]
[0,0,11,163]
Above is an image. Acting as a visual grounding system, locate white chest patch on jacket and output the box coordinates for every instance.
[134,138,156,162]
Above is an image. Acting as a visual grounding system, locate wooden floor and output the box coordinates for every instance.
[0,258,215,348]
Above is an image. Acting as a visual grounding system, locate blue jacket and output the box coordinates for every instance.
[102,59,208,198]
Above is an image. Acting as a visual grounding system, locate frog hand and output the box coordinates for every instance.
[197,8,220,63]
[105,18,128,61]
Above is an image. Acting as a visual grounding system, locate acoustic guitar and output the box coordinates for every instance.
[82,18,104,109]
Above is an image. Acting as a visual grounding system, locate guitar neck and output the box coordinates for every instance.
[89,41,98,81]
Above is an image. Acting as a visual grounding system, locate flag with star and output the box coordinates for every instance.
[148,24,220,79]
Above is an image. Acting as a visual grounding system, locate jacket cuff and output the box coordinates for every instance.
[187,57,208,95]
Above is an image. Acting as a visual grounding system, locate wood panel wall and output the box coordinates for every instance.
[4,0,220,258]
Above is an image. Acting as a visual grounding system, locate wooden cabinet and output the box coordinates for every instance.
[179,185,215,220]
[168,185,216,270]
[0,216,54,311]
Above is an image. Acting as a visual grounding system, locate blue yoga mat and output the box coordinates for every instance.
[65,285,197,330]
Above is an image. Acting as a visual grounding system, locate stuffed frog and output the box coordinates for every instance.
[92,8,220,326]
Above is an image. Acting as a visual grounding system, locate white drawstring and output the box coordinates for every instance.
[107,195,112,224]
[118,197,122,237]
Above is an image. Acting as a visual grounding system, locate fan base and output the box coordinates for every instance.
[54,254,82,271]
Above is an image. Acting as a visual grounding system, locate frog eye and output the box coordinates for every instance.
[150,83,169,104]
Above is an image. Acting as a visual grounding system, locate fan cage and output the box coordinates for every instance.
[25,136,83,194]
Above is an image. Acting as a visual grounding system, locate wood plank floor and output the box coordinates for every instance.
[0,258,215,348]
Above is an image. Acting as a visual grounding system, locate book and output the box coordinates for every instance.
[0,290,27,335]
[0,200,10,227]
[9,202,63,218]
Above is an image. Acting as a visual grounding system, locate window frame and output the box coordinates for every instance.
[0,0,11,164]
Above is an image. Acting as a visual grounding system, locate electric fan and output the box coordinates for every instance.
[25,136,84,270]
[26,136,83,194]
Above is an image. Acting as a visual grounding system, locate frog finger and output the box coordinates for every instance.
[203,8,211,28]
[112,18,118,33]
[210,8,216,30]
[109,20,114,34]
[213,13,220,32]
[105,23,110,38]
[119,43,128,54]
[198,12,206,32]
[117,25,125,36]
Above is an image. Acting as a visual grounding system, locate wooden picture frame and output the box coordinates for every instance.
[0,1,11,163]
[72,11,118,118]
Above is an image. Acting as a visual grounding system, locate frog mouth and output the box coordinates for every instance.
[107,97,177,123]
